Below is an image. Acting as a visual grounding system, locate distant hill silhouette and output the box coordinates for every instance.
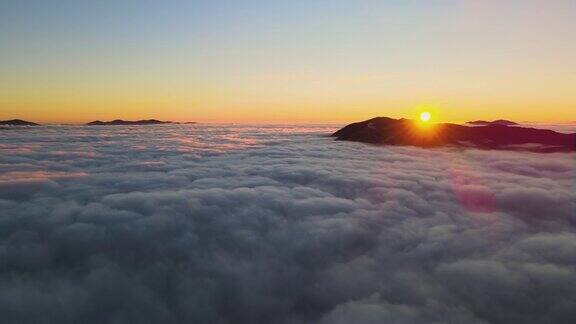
[86,119,173,126]
[467,119,518,126]
[333,117,575,152]
[0,119,39,126]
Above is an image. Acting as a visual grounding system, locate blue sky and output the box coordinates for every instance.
[1,0,575,122]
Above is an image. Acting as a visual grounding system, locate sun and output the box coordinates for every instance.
[420,111,431,123]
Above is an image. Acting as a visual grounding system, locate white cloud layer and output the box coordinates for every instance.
[1,124,575,323]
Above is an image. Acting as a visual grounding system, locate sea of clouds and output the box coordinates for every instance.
[1,124,575,324]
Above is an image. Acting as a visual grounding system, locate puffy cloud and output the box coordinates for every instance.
[0,124,575,323]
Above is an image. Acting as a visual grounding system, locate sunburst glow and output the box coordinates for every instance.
[420,111,431,123]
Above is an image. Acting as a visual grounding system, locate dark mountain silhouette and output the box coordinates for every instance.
[86,119,173,126]
[333,117,575,152]
[0,119,39,126]
[467,119,518,126]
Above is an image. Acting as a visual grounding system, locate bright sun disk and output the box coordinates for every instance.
[420,111,431,123]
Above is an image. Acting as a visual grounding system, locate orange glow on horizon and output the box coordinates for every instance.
[1,1,575,125]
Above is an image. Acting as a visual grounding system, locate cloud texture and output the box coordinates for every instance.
[1,124,575,323]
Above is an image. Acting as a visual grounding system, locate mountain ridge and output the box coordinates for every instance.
[86,119,173,126]
[333,117,575,152]
[466,119,518,126]
[0,119,40,126]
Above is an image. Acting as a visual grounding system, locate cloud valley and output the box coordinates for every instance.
[1,124,575,324]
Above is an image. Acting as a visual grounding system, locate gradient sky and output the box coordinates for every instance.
[1,0,575,123]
